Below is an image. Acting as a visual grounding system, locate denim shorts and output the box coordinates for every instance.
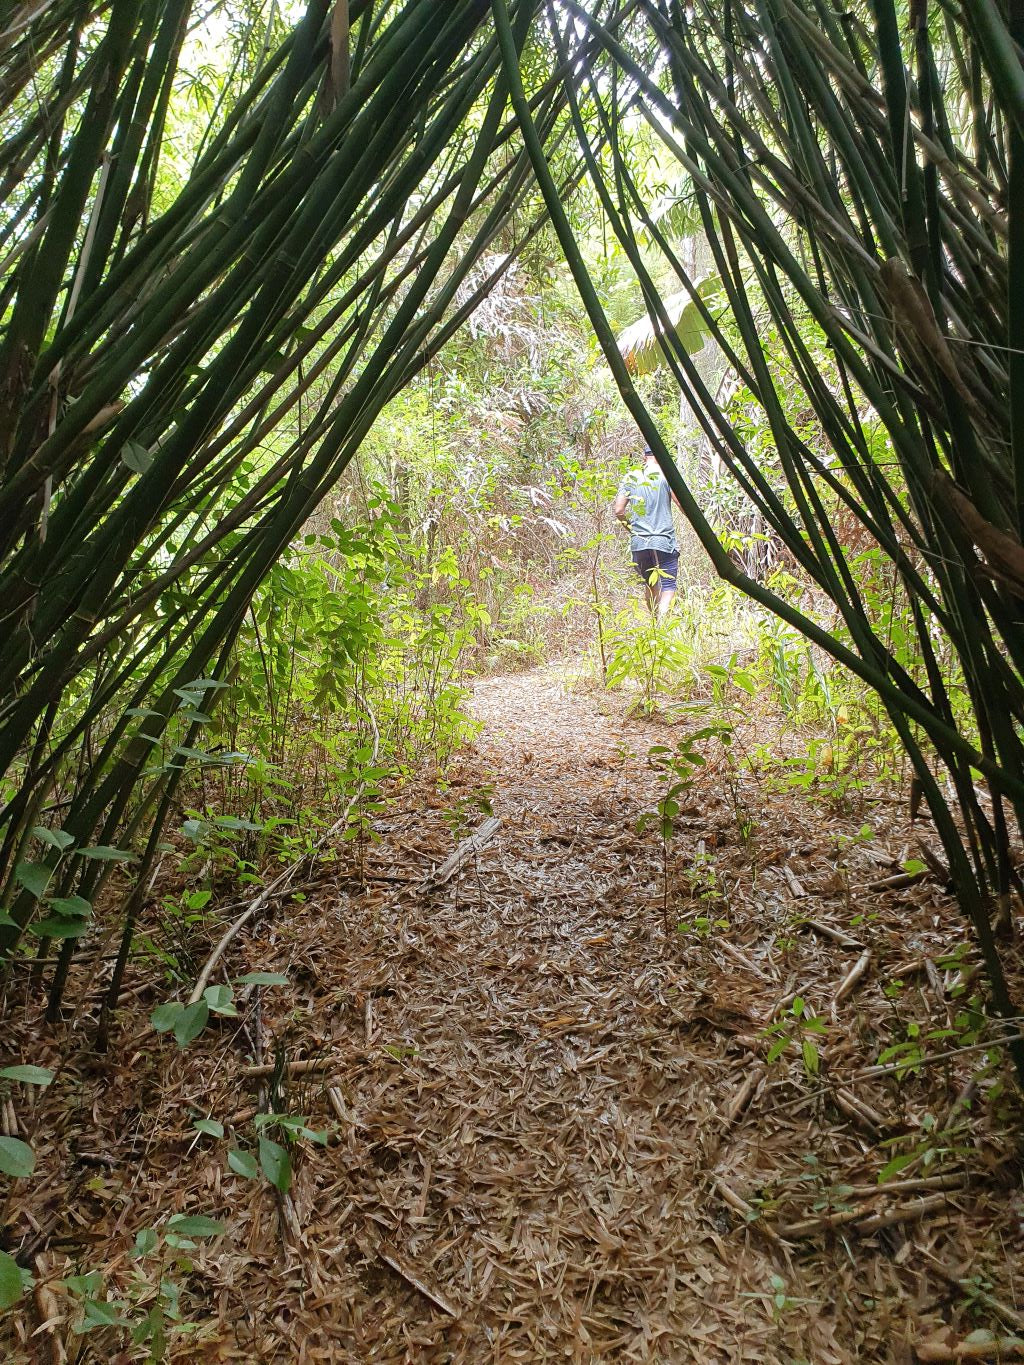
[632,548,679,590]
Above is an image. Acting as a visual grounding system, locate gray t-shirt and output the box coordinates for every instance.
[618,465,678,553]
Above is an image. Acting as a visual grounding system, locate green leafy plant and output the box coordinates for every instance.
[226,1111,329,1197]
[638,733,716,926]
[763,997,828,1078]
[149,972,288,1050]
[61,1213,226,1359]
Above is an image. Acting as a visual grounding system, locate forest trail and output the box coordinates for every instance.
[5,669,1018,1364]
[208,669,1016,1361]
[260,666,812,1363]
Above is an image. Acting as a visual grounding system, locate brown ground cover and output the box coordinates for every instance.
[2,667,1023,1363]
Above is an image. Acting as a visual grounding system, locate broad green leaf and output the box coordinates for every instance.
[62,1271,103,1297]
[227,1148,259,1179]
[0,1249,30,1309]
[121,441,152,474]
[203,985,238,1017]
[31,826,75,852]
[133,1227,158,1258]
[878,1152,917,1183]
[151,1001,184,1033]
[81,1296,125,1329]
[212,816,262,832]
[802,1040,820,1076]
[259,1137,291,1193]
[14,862,52,898]
[235,971,289,986]
[192,1118,224,1138]
[0,1136,36,1177]
[0,1065,53,1085]
[173,999,209,1048]
[47,895,91,919]
[30,917,90,939]
[78,845,136,862]
[165,1214,225,1237]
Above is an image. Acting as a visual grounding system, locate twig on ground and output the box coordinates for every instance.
[241,1058,334,1078]
[377,1243,460,1317]
[421,815,502,890]
[801,918,864,949]
[915,1334,1024,1360]
[833,949,872,1006]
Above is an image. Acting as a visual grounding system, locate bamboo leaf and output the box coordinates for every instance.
[617,279,720,375]
[165,1214,225,1237]
[0,1066,53,1085]
[77,845,136,862]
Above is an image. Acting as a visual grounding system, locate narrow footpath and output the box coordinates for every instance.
[4,669,1019,1364]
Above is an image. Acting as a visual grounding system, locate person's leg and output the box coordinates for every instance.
[655,552,679,620]
[632,549,658,613]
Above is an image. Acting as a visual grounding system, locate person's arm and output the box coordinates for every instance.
[613,489,630,524]
[654,465,683,512]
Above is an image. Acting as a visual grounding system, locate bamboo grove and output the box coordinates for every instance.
[490,0,1024,1061]
[0,0,590,1025]
[3,0,1024,1066]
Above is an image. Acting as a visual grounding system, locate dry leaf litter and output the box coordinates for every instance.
[2,665,1024,1363]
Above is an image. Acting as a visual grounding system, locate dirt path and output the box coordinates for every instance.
[227,669,1014,1363]
[4,669,1019,1364]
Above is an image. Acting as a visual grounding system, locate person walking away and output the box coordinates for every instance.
[613,445,680,620]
